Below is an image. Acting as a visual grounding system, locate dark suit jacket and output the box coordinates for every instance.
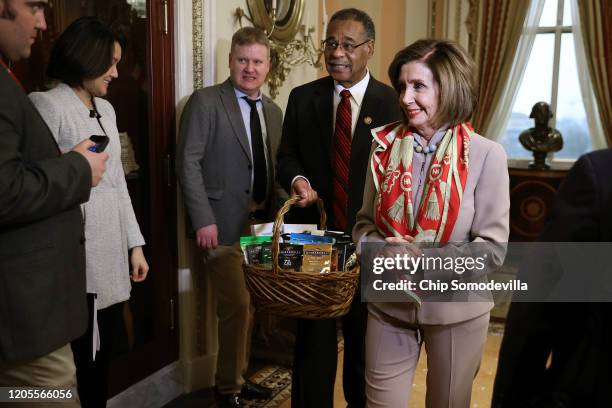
[0,67,91,363]
[493,149,612,407]
[176,79,284,245]
[277,75,402,231]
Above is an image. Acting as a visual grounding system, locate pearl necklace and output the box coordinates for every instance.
[414,140,437,154]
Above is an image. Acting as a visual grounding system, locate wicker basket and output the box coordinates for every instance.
[243,196,360,319]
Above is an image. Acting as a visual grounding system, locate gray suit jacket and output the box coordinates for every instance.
[176,79,284,245]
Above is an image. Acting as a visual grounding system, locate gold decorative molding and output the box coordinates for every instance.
[246,0,304,43]
[192,0,203,90]
[235,0,321,99]
[191,0,204,356]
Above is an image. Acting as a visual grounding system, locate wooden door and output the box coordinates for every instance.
[12,0,178,396]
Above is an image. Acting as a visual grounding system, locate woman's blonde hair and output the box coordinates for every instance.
[388,39,477,128]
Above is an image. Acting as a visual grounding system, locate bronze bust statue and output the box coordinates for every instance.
[519,101,563,170]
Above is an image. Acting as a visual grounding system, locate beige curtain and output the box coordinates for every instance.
[577,0,612,146]
[470,0,531,136]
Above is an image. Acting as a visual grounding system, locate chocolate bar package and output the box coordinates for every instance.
[335,242,357,271]
[278,243,303,271]
[282,232,334,244]
[246,243,264,265]
[301,243,333,274]
[240,235,272,263]
[259,242,273,267]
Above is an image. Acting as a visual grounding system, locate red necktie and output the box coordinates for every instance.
[333,89,352,231]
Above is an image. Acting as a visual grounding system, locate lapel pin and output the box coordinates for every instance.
[364,116,372,125]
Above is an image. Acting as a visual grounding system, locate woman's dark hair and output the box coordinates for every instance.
[46,16,119,86]
[388,39,477,128]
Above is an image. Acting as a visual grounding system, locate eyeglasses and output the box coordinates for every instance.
[322,39,371,53]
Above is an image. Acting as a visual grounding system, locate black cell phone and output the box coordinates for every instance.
[88,135,109,152]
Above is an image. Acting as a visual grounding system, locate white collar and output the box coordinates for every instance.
[334,70,370,107]
[233,86,262,102]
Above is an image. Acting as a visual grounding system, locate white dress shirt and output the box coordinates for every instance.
[291,71,371,189]
[333,70,371,138]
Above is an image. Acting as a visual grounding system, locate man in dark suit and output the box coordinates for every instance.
[0,0,107,397]
[277,8,402,408]
[176,27,283,408]
[492,149,612,407]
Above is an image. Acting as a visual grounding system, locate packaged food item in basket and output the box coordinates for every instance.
[308,231,355,272]
[250,222,274,236]
[311,230,353,243]
[278,243,303,271]
[240,236,272,264]
[259,242,273,267]
[345,252,358,270]
[283,232,335,244]
[246,243,265,265]
[301,243,333,274]
[250,222,317,236]
[283,224,318,233]
[240,235,272,247]
[336,242,357,271]
[331,247,339,271]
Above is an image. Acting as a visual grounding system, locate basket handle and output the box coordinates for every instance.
[271,195,327,274]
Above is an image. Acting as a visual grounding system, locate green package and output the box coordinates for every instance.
[240,235,272,263]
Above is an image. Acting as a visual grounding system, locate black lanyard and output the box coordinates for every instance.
[90,97,107,136]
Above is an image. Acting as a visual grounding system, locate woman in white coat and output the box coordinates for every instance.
[30,17,148,407]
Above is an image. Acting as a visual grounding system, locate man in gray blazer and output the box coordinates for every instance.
[0,0,107,398]
[176,27,282,408]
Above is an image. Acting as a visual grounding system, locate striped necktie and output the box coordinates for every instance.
[333,89,352,231]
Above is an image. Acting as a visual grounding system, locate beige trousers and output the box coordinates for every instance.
[0,344,80,407]
[365,312,489,408]
[202,242,254,394]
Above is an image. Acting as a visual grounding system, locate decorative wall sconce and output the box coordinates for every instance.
[235,0,322,99]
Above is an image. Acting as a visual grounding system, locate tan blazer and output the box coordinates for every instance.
[353,131,510,325]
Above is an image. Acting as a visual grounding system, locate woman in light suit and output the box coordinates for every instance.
[353,39,510,407]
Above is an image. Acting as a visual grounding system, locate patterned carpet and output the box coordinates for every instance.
[245,366,293,408]
[244,339,344,408]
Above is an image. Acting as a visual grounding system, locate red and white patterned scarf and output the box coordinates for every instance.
[371,121,472,243]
